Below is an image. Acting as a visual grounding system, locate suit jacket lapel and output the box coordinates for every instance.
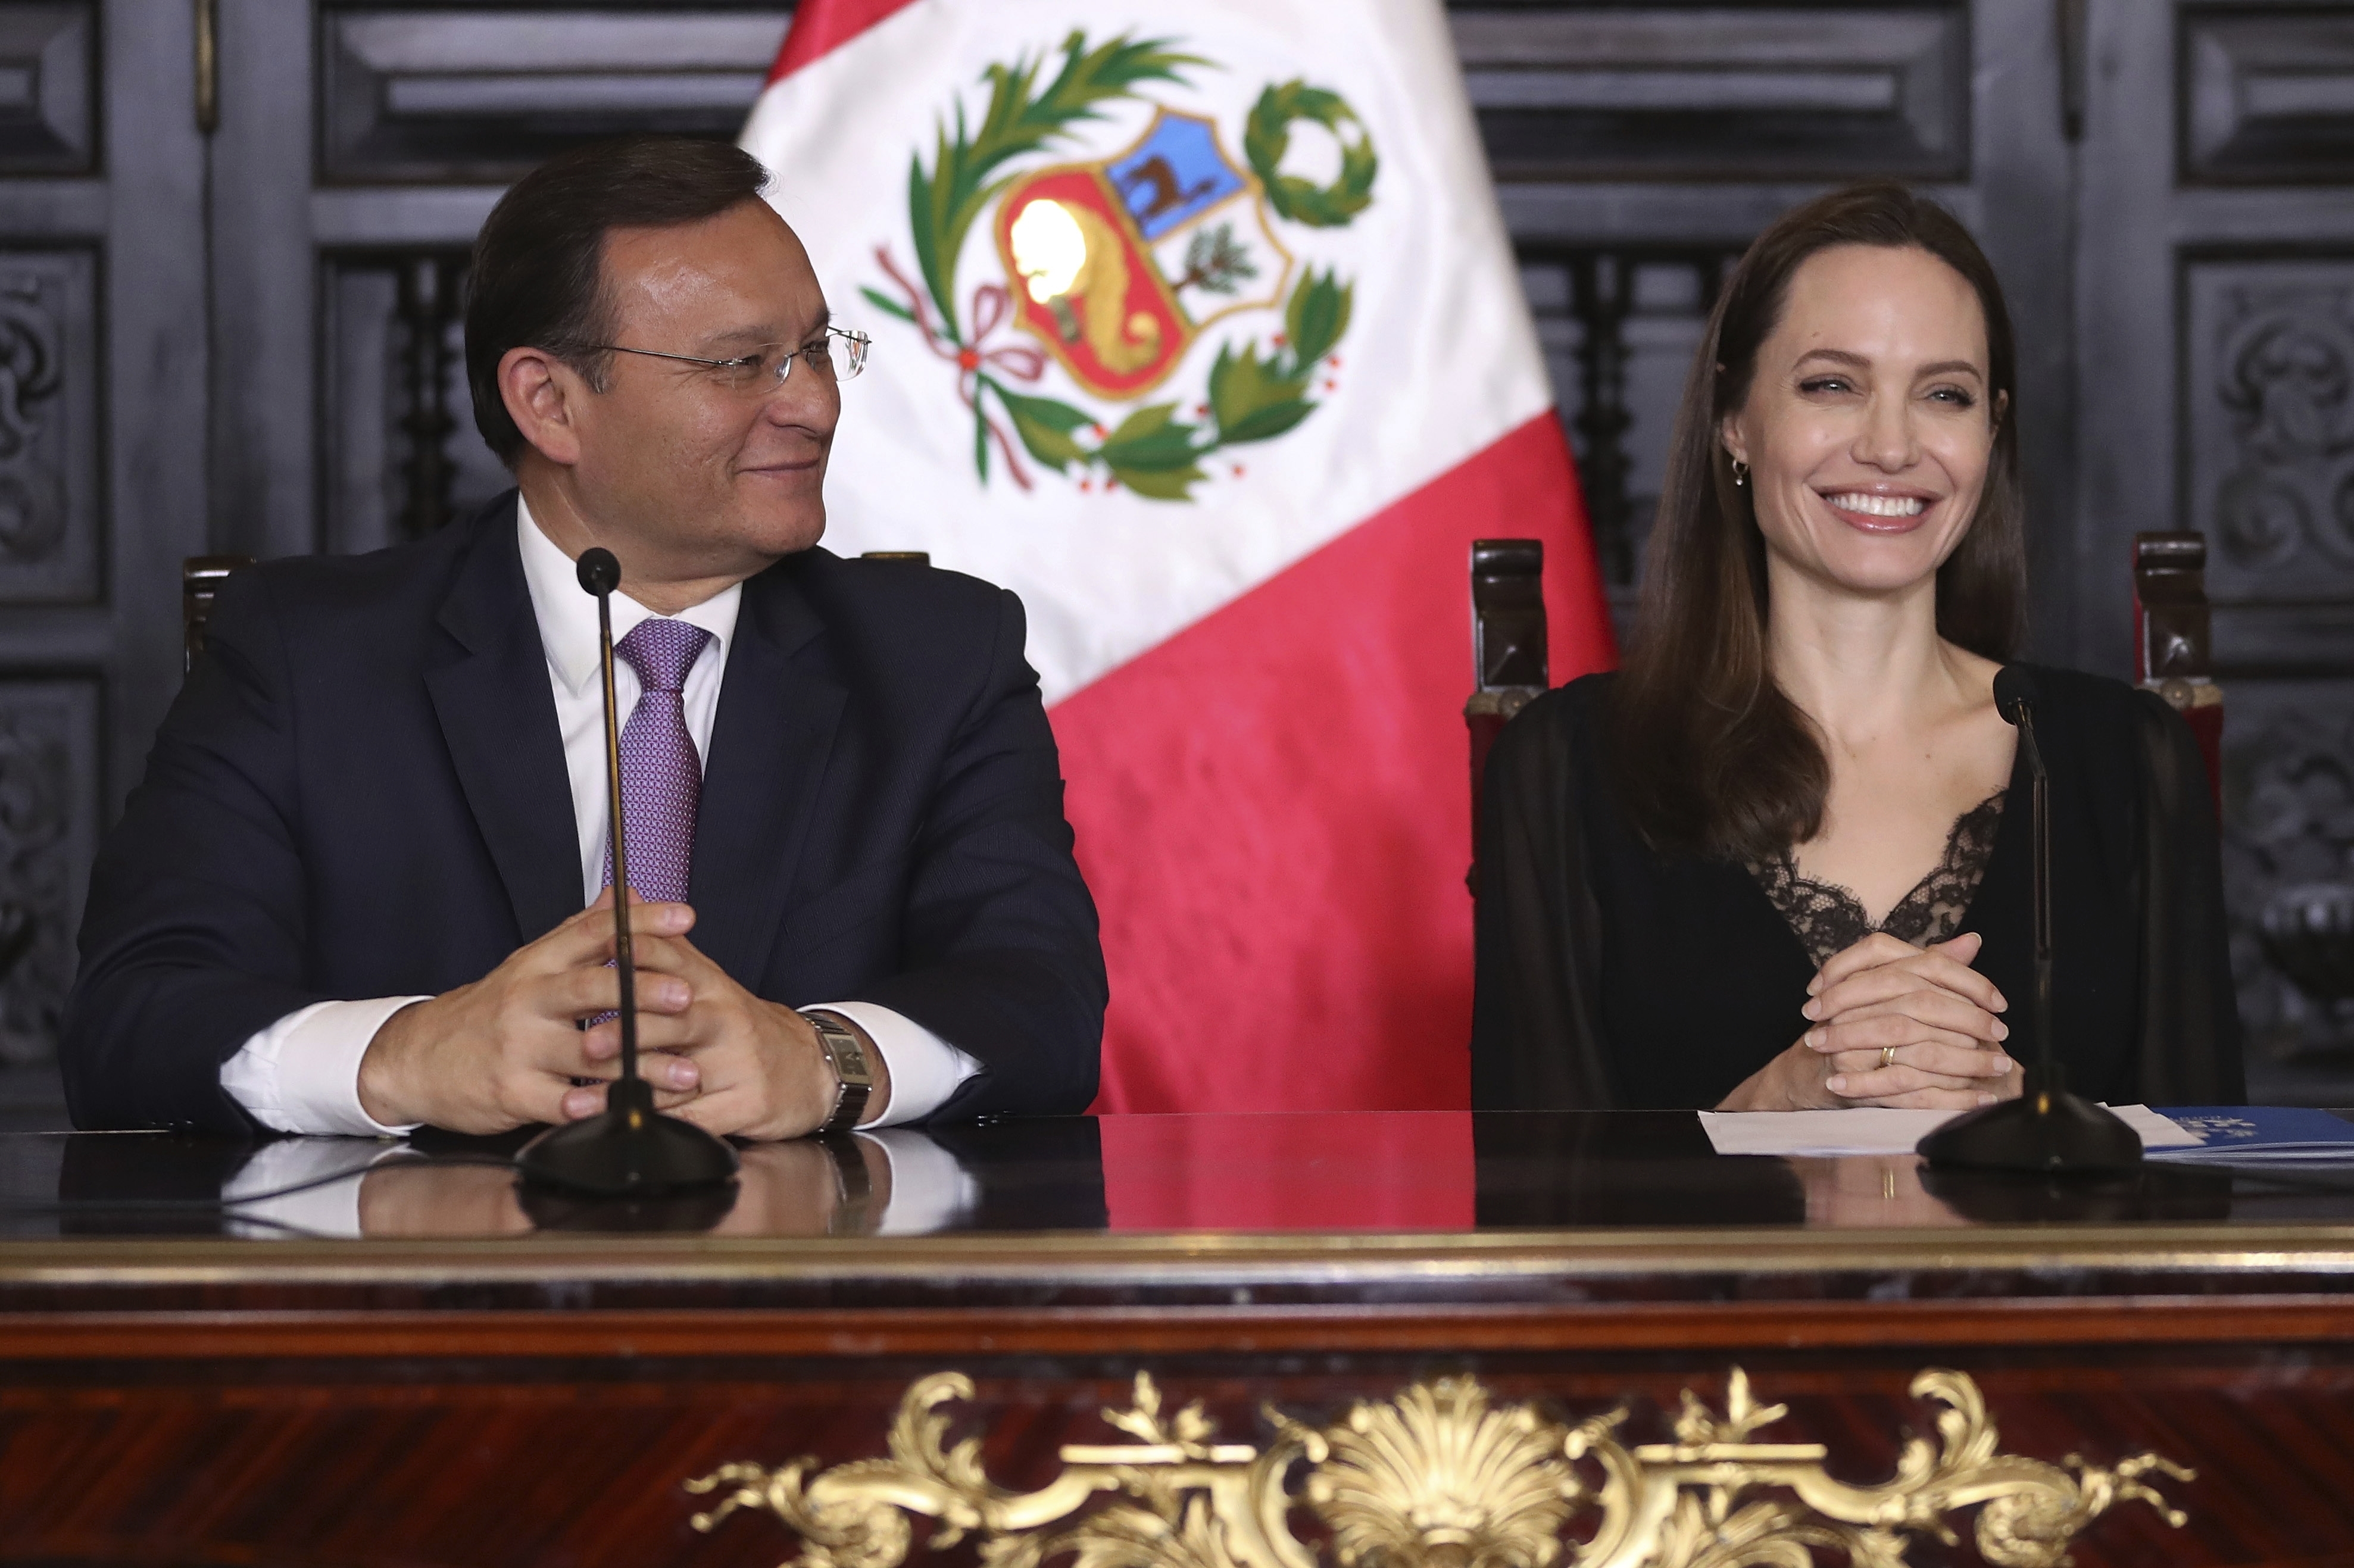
[423,499,582,944]
[691,561,844,988]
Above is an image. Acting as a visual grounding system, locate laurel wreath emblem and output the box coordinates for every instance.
[1246,81,1378,228]
[861,30,1376,502]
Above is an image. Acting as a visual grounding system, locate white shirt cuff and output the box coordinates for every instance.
[866,1128,981,1234]
[808,1001,981,1127]
[221,1136,395,1239]
[218,997,431,1137]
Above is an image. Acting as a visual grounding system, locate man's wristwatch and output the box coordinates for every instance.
[816,1133,876,1235]
[801,1009,875,1133]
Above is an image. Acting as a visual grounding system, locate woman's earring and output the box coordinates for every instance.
[1731,457,1749,488]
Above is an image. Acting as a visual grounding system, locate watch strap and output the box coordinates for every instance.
[817,1132,875,1235]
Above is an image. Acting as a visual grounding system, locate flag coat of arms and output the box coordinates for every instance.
[744,0,1613,1113]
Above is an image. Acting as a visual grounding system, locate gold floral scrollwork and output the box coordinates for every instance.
[685,1366,2190,1568]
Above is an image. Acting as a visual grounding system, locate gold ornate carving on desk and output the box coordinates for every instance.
[686,1366,2189,1568]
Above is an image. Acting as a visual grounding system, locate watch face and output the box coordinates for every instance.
[814,1016,873,1086]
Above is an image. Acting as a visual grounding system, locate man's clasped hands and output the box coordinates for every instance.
[355,889,880,1138]
[1718,930,2021,1111]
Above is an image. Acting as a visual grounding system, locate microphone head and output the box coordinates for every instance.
[576,548,622,597]
[1992,665,2039,726]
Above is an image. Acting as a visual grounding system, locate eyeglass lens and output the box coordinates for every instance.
[767,334,867,388]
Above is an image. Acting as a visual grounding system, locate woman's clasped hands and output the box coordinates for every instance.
[1719,930,2022,1110]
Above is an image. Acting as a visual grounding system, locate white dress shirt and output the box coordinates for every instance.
[218,499,979,1136]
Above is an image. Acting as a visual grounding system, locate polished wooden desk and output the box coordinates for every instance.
[0,1110,2349,1567]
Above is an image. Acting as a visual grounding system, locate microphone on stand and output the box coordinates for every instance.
[516,547,739,1200]
[1919,666,2142,1174]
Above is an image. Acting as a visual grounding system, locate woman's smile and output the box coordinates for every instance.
[1818,487,1938,534]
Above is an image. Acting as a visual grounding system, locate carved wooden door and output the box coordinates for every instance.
[2074,1,2354,1096]
[0,1,208,1088]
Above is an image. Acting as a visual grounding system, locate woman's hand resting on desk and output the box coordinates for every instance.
[1716,932,2022,1110]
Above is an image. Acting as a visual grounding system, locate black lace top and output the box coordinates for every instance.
[1470,668,2245,1110]
[1744,791,2006,969]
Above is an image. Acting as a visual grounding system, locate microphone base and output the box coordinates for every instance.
[517,1181,739,1233]
[515,1078,739,1198]
[1916,1070,2144,1175]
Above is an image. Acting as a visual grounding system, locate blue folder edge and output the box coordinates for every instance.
[2147,1105,2354,1161]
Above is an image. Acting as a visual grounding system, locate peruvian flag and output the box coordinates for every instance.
[744,0,1613,1113]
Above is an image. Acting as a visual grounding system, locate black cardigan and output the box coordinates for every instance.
[1471,666,2244,1110]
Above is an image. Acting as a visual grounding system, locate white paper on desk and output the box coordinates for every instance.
[1697,1104,2200,1157]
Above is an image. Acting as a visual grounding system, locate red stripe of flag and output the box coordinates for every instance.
[1101,1111,1476,1229]
[770,0,921,81]
[1055,413,1615,1114]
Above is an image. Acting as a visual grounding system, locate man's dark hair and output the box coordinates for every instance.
[464,136,772,463]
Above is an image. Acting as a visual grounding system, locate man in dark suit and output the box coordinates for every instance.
[63,137,1106,1139]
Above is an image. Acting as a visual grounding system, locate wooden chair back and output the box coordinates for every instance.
[2130,530,2223,804]
[182,555,255,673]
[1464,539,1547,895]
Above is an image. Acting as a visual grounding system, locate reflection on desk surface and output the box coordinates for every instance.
[0,1110,2349,1241]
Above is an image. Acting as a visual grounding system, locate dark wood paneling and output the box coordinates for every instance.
[0,1,210,1092]
[0,678,95,1073]
[1453,5,1969,183]
[208,0,317,566]
[2179,254,2354,1083]
[2184,255,2354,608]
[308,0,1972,613]
[5,1296,2354,1359]
[1517,247,1736,632]
[2216,679,2354,1077]
[318,251,505,552]
[2183,6,2354,185]
[0,249,95,606]
[0,1344,2346,1565]
[319,8,790,185]
[0,5,92,177]
[98,1,212,814]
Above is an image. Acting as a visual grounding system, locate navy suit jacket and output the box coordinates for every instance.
[63,494,1106,1132]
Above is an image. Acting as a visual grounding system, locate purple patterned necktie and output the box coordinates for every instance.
[604,617,713,904]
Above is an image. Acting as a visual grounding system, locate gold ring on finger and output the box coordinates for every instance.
[1880,1045,1898,1070]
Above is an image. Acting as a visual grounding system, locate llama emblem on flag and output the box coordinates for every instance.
[863,33,1376,500]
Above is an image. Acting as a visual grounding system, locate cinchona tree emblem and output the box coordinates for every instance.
[863,30,1377,501]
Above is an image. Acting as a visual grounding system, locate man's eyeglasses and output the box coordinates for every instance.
[591,326,872,393]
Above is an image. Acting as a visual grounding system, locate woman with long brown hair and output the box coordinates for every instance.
[1472,184,2241,1111]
